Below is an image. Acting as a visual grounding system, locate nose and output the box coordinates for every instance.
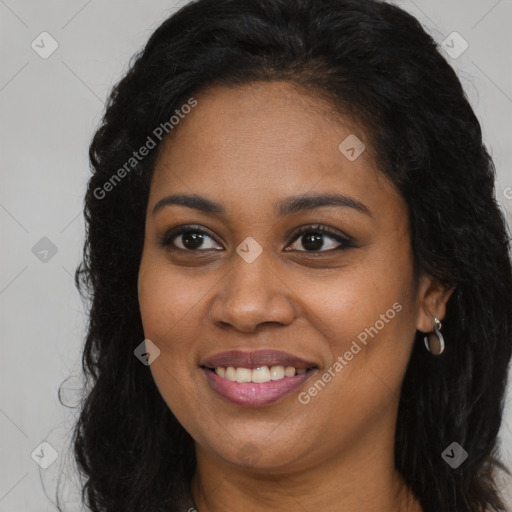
[209,251,297,333]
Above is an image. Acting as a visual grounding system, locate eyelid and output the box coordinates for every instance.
[286,224,354,252]
[159,224,222,249]
[159,223,354,252]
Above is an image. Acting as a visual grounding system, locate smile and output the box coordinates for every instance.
[200,349,319,406]
[214,365,308,382]
[201,365,317,407]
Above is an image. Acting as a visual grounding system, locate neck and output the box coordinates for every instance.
[190,419,422,512]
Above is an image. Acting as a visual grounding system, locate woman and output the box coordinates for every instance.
[68,0,512,510]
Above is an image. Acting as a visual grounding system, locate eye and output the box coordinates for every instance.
[285,224,354,253]
[160,223,354,253]
[160,225,223,252]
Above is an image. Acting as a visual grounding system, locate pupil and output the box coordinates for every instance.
[303,233,323,251]
[183,232,204,249]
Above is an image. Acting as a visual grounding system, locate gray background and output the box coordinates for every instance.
[1,0,511,510]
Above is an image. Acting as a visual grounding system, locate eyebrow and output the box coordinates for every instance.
[152,192,371,217]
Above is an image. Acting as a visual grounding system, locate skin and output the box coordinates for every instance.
[137,80,454,512]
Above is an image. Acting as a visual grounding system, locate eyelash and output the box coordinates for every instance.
[159,224,355,254]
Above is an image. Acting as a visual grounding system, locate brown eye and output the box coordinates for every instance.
[160,223,354,254]
[285,225,354,253]
[160,226,223,251]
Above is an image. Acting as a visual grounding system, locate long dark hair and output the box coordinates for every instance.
[65,0,512,510]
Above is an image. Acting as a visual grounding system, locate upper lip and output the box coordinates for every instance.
[200,349,318,370]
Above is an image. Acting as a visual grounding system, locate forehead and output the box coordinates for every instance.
[150,81,402,219]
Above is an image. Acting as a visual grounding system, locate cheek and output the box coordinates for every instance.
[310,242,416,377]
[138,258,204,343]
[138,260,205,425]
[303,262,402,341]
[300,285,414,435]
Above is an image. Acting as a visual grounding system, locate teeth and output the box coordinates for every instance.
[215,365,309,383]
[284,366,295,377]
[235,367,252,382]
[269,365,284,380]
[252,366,270,383]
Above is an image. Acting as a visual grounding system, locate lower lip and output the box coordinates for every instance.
[202,367,317,407]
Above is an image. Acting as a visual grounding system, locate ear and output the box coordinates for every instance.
[416,273,456,333]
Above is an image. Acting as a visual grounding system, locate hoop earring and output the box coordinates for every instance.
[424,315,445,355]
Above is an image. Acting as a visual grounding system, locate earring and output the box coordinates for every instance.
[424,315,445,355]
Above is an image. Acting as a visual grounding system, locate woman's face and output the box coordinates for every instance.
[138,81,441,472]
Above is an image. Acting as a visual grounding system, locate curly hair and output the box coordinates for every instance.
[64,0,512,510]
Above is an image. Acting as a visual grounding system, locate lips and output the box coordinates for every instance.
[200,349,319,407]
[200,349,317,370]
